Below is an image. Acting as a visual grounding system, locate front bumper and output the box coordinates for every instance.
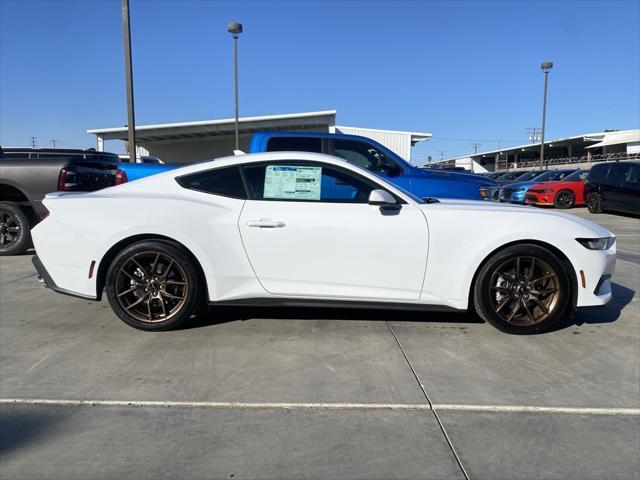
[499,189,527,204]
[32,255,97,301]
[526,192,554,206]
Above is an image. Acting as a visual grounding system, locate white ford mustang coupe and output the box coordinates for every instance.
[31,152,616,334]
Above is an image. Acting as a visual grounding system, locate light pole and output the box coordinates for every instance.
[539,61,553,170]
[121,0,137,163]
[228,21,243,151]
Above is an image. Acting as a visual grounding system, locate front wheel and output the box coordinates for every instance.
[105,240,204,331]
[473,244,571,334]
[554,190,575,209]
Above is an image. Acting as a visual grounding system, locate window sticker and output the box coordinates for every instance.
[264,165,322,200]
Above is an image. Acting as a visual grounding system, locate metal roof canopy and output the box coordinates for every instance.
[334,125,432,146]
[445,129,639,161]
[585,130,640,149]
[87,110,337,142]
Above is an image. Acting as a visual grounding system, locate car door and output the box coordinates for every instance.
[602,163,631,209]
[621,164,640,213]
[238,160,429,301]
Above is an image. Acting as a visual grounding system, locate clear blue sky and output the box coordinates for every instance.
[1,0,638,163]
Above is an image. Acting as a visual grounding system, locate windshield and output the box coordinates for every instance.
[498,172,522,181]
[563,170,589,182]
[513,171,539,181]
[534,170,576,182]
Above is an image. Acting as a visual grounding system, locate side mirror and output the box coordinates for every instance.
[368,189,397,205]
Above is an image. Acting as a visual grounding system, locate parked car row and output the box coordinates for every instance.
[479,161,639,216]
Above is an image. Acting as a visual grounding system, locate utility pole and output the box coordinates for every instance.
[30,136,37,148]
[471,143,481,154]
[527,128,540,144]
[50,139,57,148]
[122,0,137,163]
[437,150,446,161]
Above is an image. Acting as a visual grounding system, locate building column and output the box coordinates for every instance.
[96,136,104,152]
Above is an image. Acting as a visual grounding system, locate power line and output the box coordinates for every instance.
[50,139,57,148]
[526,127,541,144]
[471,143,481,154]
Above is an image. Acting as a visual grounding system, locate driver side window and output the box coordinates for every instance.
[242,162,379,203]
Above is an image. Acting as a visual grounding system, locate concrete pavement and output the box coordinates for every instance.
[1,208,638,479]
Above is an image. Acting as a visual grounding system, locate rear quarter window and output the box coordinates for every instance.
[177,166,247,199]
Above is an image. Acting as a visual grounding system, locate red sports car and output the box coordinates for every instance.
[526,170,589,209]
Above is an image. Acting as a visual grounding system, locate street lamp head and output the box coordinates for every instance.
[541,61,554,72]
[227,22,243,36]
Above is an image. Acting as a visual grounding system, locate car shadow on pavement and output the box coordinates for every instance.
[551,282,635,332]
[186,282,635,333]
[185,305,483,330]
[0,407,63,457]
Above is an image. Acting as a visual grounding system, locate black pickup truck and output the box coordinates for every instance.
[0,147,120,255]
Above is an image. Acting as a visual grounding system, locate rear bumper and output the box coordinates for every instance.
[32,255,97,301]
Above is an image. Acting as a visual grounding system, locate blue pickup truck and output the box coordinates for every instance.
[117,131,497,200]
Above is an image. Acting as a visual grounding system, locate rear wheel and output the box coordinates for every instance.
[105,240,203,331]
[587,192,602,213]
[0,202,31,256]
[553,190,575,209]
[473,244,571,334]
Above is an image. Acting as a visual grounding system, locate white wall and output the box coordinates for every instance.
[333,126,413,161]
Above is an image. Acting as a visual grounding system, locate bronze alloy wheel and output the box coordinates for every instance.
[115,250,189,323]
[488,256,560,326]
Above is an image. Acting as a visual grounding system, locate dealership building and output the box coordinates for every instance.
[88,110,431,164]
[436,129,640,172]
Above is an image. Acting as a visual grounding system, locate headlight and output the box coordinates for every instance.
[514,187,525,192]
[576,237,616,250]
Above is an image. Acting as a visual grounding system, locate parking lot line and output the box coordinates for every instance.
[1,398,638,415]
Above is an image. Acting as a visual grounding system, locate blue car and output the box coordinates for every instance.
[249,132,497,200]
[499,169,578,204]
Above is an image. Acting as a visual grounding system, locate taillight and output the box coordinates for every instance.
[57,168,78,191]
[115,169,128,185]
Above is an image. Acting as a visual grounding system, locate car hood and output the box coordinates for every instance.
[501,180,537,189]
[419,199,612,237]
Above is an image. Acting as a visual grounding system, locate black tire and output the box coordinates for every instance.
[553,190,575,209]
[587,192,602,213]
[0,202,31,256]
[473,244,571,334]
[105,240,204,331]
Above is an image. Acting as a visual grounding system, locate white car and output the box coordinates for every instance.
[31,152,616,334]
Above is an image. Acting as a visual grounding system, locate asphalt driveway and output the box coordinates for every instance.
[1,208,638,480]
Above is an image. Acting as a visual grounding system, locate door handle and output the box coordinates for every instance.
[247,219,286,228]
